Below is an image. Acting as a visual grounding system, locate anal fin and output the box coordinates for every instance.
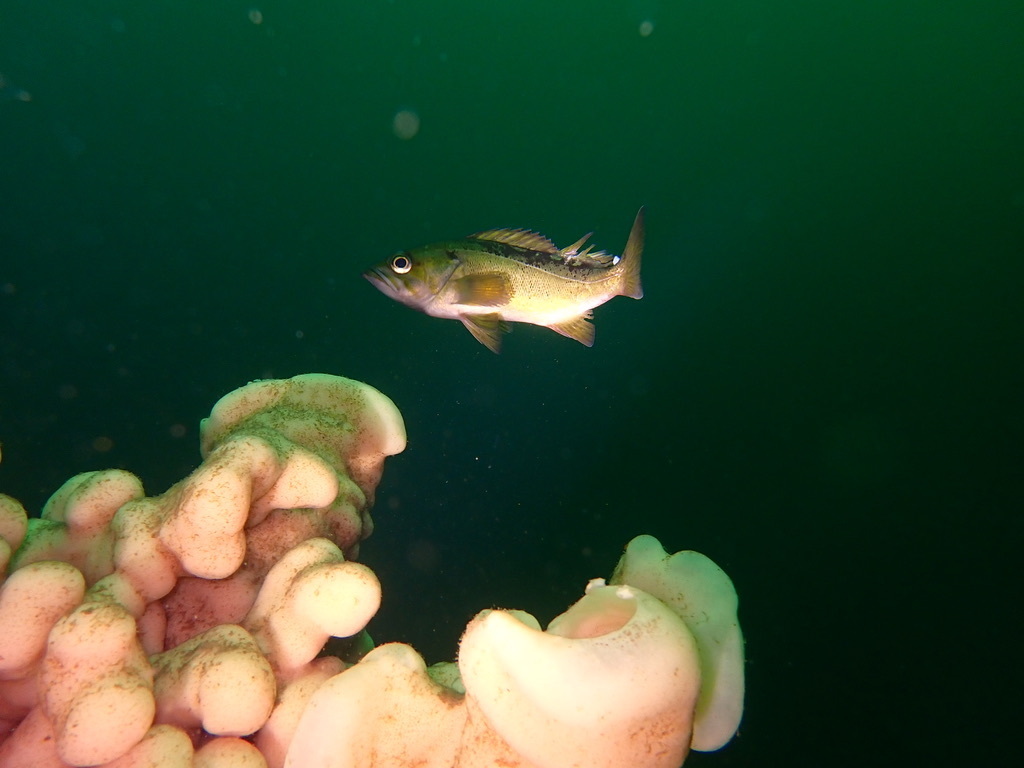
[547,314,596,347]
[461,313,511,353]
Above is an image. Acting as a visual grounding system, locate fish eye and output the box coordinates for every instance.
[390,253,413,274]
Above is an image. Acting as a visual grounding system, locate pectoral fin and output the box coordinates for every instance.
[461,313,511,353]
[547,314,596,347]
[452,273,512,307]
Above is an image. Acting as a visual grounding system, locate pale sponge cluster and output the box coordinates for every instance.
[0,373,744,768]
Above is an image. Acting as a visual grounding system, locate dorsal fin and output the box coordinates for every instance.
[560,232,592,257]
[565,245,617,268]
[469,228,559,254]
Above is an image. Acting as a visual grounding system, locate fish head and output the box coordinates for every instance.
[363,245,460,312]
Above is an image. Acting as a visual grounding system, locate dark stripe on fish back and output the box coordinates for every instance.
[471,240,614,275]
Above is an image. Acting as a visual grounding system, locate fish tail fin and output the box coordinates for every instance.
[619,206,644,299]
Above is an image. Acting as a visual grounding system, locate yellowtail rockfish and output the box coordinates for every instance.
[364,208,644,352]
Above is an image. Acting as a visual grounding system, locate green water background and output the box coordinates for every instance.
[1,2,1022,765]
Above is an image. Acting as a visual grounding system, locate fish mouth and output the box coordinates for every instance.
[363,266,399,296]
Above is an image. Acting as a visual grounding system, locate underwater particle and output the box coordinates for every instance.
[248,8,263,25]
[639,20,655,37]
[0,73,31,102]
[629,374,650,397]
[92,436,114,453]
[169,424,186,439]
[58,384,78,401]
[392,109,420,140]
[53,122,86,159]
[407,539,438,573]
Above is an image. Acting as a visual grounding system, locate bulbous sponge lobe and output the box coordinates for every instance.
[243,537,381,673]
[458,585,701,768]
[41,597,156,766]
[199,373,407,502]
[0,561,86,680]
[150,624,275,737]
[285,643,467,768]
[610,534,745,752]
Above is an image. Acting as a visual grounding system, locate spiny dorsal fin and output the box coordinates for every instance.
[559,233,618,267]
[560,232,592,257]
[469,228,559,254]
[567,246,617,268]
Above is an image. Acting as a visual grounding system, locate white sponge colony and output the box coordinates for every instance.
[610,534,745,751]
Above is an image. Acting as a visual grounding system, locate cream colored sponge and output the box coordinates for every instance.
[611,534,745,751]
[0,374,743,768]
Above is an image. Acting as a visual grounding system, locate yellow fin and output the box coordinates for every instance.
[469,228,559,254]
[618,207,644,299]
[559,233,615,267]
[560,232,592,256]
[547,314,596,347]
[452,273,512,306]
[461,313,511,353]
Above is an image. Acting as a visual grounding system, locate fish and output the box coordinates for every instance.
[363,208,644,352]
